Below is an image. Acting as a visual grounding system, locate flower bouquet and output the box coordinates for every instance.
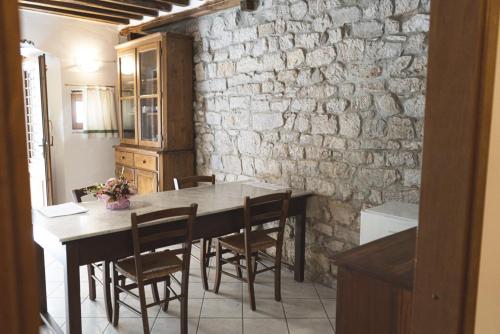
[86,175,136,210]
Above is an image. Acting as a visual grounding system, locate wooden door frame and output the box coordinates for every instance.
[0,2,40,334]
[1,0,499,333]
[38,54,54,205]
[413,0,500,333]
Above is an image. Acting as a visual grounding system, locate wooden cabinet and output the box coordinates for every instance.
[114,32,194,193]
[135,169,157,194]
[333,228,416,334]
[115,146,194,194]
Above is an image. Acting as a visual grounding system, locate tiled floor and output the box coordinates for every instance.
[39,251,337,334]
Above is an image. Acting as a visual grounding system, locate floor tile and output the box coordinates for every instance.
[282,299,327,319]
[243,299,284,319]
[81,298,115,318]
[282,283,318,299]
[204,282,242,299]
[62,317,109,334]
[103,317,156,333]
[243,318,288,334]
[197,318,242,334]
[321,299,337,319]
[314,284,337,299]
[242,282,276,300]
[47,298,67,318]
[200,298,242,318]
[157,298,203,319]
[207,267,242,283]
[168,281,206,299]
[151,317,199,334]
[46,281,62,296]
[49,283,88,302]
[119,296,161,318]
[45,263,64,282]
[287,318,334,334]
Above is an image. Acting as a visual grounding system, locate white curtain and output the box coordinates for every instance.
[82,87,118,137]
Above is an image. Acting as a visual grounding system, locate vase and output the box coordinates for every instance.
[105,197,130,210]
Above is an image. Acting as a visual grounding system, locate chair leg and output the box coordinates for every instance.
[200,238,209,290]
[102,261,112,322]
[213,241,222,294]
[236,252,243,279]
[87,264,96,301]
[151,282,160,303]
[205,239,212,268]
[138,283,150,334]
[274,263,282,302]
[111,263,120,326]
[251,257,258,282]
[162,276,171,312]
[246,254,256,311]
[180,277,188,334]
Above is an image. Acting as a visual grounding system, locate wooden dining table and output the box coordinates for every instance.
[33,181,312,334]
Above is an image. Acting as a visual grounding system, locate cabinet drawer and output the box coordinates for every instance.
[115,150,134,167]
[134,153,157,171]
[115,165,135,185]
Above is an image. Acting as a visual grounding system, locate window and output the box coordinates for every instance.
[23,69,35,162]
[71,91,84,130]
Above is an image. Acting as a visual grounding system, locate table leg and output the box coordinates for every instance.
[294,199,306,282]
[64,244,82,334]
[103,261,112,322]
[37,243,47,317]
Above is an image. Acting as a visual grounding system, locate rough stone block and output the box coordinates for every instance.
[252,113,285,130]
[403,14,430,33]
[222,155,242,174]
[375,93,402,117]
[329,6,362,27]
[352,20,384,39]
[306,47,336,67]
[338,113,361,138]
[311,115,338,134]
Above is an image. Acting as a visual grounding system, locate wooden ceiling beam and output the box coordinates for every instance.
[19,3,130,24]
[121,0,238,35]
[101,0,172,12]
[156,0,190,7]
[19,0,143,20]
[67,0,159,17]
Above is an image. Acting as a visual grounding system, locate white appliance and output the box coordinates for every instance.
[360,202,419,244]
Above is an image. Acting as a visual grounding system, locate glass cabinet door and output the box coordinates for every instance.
[118,52,137,144]
[137,44,161,147]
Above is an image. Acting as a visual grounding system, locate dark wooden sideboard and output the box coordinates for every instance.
[333,228,417,334]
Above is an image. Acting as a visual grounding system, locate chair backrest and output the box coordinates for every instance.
[130,204,198,283]
[243,191,291,257]
[72,188,88,203]
[173,175,215,190]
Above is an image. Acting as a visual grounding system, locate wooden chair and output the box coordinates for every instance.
[72,188,113,322]
[213,191,291,310]
[173,175,216,290]
[111,204,197,334]
[73,187,162,322]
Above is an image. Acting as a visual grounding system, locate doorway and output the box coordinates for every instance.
[21,53,53,207]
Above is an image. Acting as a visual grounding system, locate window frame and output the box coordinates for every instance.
[71,90,84,130]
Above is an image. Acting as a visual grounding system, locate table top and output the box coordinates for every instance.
[333,228,416,289]
[33,181,311,244]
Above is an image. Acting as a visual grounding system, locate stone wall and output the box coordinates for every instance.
[159,0,430,286]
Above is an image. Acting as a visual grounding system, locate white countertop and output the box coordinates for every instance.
[362,201,419,222]
[33,181,311,243]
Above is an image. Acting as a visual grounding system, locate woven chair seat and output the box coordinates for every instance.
[116,250,182,282]
[218,232,276,253]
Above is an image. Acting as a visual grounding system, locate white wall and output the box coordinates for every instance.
[20,10,120,203]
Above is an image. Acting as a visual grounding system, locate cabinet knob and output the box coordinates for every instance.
[143,160,147,164]
[121,156,125,160]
